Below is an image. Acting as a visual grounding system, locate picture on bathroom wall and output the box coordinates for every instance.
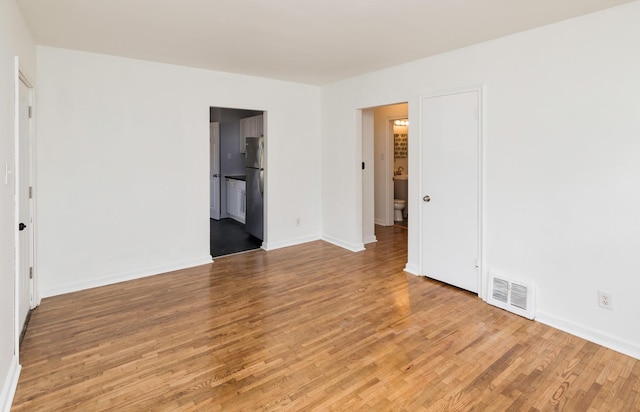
[394,133,408,158]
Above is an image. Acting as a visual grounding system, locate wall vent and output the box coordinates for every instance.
[488,273,535,319]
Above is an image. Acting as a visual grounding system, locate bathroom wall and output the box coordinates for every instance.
[393,124,408,174]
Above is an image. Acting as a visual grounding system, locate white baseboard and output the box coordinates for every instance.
[0,356,20,412]
[404,263,420,276]
[374,218,393,226]
[363,235,377,245]
[536,311,640,360]
[40,256,213,297]
[262,235,321,251]
[403,270,640,360]
[321,234,365,252]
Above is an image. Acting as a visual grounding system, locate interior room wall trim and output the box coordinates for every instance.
[403,263,420,276]
[263,234,321,251]
[40,257,212,298]
[321,235,365,253]
[0,357,20,412]
[537,311,640,360]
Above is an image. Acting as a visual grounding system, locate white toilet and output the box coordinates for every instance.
[394,199,406,221]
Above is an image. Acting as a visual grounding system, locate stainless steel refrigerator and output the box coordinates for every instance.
[245,136,264,240]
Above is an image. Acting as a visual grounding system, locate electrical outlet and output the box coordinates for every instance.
[598,291,613,310]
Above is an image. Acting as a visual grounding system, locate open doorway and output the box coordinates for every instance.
[209,107,265,258]
[365,102,409,226]
[391,118,409,228]
[361,102,409,245]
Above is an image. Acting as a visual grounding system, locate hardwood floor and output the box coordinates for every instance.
[12,226,640,411]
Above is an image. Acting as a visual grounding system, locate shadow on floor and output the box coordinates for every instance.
[394,217,408,228]
[210,218,262,258]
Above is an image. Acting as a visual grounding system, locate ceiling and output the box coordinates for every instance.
[16,0,635,85]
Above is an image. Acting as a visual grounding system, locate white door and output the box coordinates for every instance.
[420,90,480,293]
[210,122,221,219]
[18,76,33,332]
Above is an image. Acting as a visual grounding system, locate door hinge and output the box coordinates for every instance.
[362,162,365,170]
[28,106,33,119]
[29,267,33,279]
[29,186,33,198]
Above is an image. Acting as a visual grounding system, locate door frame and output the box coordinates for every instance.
[14,60,37,356]
[418,86,485,298]
[360,109,376,244]
[360,105,411,246]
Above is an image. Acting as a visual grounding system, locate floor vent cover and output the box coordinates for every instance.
[488,273,535,319]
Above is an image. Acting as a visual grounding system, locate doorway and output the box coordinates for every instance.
[364,103,409,226]
[361,102,409,246]
[391,118,409,228]
[209,107,265,258]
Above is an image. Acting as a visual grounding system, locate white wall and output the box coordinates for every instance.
[392,125,409,174]
[321,2,640,358]
[0,0,36,409]
[36,46,321,296]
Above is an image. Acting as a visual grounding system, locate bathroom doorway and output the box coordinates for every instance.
[361,102,409,245]
[391,118,409,228]
[371,103,408,228]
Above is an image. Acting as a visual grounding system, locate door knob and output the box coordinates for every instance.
[423,195,431,203]
[18,222,26,231]
[212,174,219,178]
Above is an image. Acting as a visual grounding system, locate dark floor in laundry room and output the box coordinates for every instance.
[210,218,262,258]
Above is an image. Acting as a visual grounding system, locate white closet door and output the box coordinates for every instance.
[420,90,480,293]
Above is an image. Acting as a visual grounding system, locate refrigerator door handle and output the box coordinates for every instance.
[259,169,264,198]
[258,138,264,169]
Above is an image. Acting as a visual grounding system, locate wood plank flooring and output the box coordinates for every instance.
[12,226,640,411]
